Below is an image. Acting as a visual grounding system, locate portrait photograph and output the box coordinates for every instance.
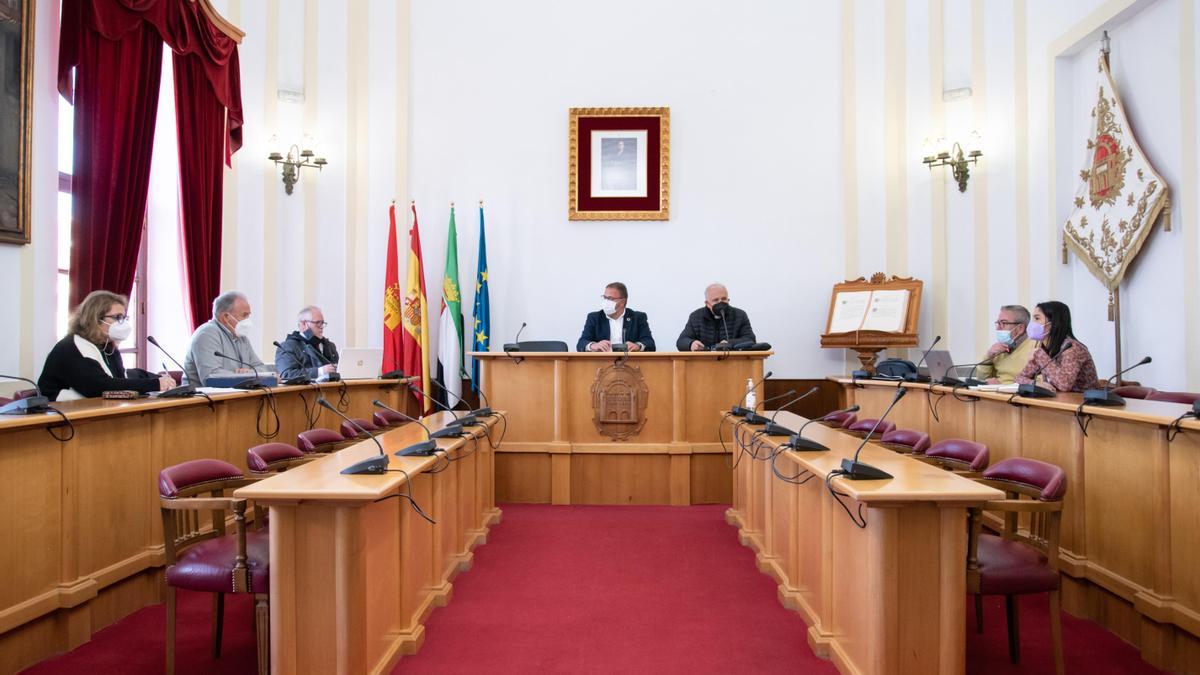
[568,107,669,221]
[0,0,31,245]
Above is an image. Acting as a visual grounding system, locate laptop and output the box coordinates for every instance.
[337,348,384,379]
[923,350,957,382]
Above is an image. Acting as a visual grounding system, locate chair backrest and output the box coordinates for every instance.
[924,438,989,473]
[1112,385,1155,400]
[516,340,569,352]
[819,412,857,428]
[846,418,896,436]
[1147,390,1200,405]
[297,427,349,453]
[247,442,310,475]
[879,428,931,454]
[974,457,1066,559]
[158,459,255,564]
[340,418,379,439]
[373,409,409,428]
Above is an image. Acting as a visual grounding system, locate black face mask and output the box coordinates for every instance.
[710,301,730,317]
[301,329,322,345]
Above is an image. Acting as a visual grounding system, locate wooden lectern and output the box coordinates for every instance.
[820,273,923,373]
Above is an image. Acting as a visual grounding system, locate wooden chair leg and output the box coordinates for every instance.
[975,594,984,633]
[165,586,177,675]
[212,592,225,658]
[1049,590,1065,675]
[1005,594,1020,664]
[255,594,270,675]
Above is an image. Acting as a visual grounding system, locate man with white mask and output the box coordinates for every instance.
[974,304,1036,384]
[576,281,656,352]
[183,290,266,385]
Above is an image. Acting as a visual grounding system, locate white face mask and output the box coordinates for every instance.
[232,316,253,337]
[105,319,133,342]
[602,299,618,316]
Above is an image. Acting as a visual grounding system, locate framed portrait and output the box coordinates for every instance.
[568,107,669,221]
[0,0,32,245]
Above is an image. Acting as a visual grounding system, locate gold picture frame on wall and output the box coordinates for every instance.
[568,107,669,221]
[0,0,33,245]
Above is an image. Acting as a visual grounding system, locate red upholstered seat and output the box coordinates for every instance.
[374,408,409,428]
[13,388,39,400]
[247,442,305,473]
[160,459,245,498]
[166,528,270,594]
[879,428,931,454]
[844,418,896,438]
[1147,390,1200,405]
[340,417,380,439]
[984,456,1066,501]
[818,412,857,429]
[977,534,1059,595]
[1112,385,1155,400]
[925,439,989,473]
[298,427,346,453]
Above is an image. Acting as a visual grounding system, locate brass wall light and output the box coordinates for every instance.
[922,132,982,193]
[267,136,327,195]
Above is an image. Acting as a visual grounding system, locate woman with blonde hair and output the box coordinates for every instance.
[37,290,176,401]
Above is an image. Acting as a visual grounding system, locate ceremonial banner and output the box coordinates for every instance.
[436,205,464,406]
[470,204,491,393]
[403,202,432,411]
[382,203,403,374]
[1062,55,1170,304]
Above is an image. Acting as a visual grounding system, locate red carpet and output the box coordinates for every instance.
[23,504,1162,674]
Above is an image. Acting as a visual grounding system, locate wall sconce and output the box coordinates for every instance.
[267,135,327,195]
[922,132,982,193]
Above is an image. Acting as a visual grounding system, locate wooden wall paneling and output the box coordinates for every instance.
[689,452,732,504]
[1169,429,1200,639]
[563,358,674,443]
[1020,406,1087,568]
[925,389,975,442]
[971,397,1020,463]
[685,358,755,441]
[485,359,556,441]
[569,453,672,504]
[494,452,551,503]
[0,428,62,634]
[764,379,843,421]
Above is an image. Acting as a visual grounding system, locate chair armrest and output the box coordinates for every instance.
[980,499,1063,513]
[160,496,247,511]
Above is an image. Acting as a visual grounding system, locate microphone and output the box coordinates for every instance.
[1017,343,1075,398]
[761,386,820,437]
[458,367,494,416]
[1084,355,1151,406]
[503,322,527,352]
[903,335,941,382]
[839,387,907,480]
[316,398,391,474]
[372,399,454,448]
[146,336,198,398]
[408,382,480,427]
[0,373,50,415]
[428,375,492,419]
[786,404,861,452]
[213,350,269,389]
[271,340,314,386]
[743,387,795,425]
[731,370,772,417]
[940,358,991,387]
[719,306,731,345]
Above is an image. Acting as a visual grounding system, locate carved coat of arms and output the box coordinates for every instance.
[591,362,649,441]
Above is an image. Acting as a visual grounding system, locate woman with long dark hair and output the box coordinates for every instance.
[1014,300,1098,393]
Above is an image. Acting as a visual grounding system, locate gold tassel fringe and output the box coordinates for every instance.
[1062,238,1069,264]
[1107,291,1115,322]
[1163,196,1172,232]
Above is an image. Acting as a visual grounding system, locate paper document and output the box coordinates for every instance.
[828,291,872,333]
[827,289,909,333]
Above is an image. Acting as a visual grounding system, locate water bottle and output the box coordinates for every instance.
[745,377,757,409]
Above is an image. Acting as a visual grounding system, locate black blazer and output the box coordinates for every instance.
[37,334,161,401]
[576,309,656,352]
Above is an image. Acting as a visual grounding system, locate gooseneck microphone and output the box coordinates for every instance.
[429,375,492,417]
[787,404,861,452]
[0,374,50,415]
[743,388,796,425]
[940,356,992,387]
[213,350,267,389]
[1084,355,1152,406]
[371,399,450,451]
[904,335,942,382]
[838,387,908,480]
[409,383,480,427]
[317,398,390,474]
[731,370,773,417]
[761,386,820,437]
[503,322,528,352]
[272,341,314,385]
[145,336,198,398]
[458,368,494,416]
[1017,343,1075,398]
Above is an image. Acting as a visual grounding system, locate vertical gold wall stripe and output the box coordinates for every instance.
[1181,0,1199,390]
[220,0,241,293]
[396,0,411,213]
[884,0,907,276]
[262,0,279,354]
[345,0,369,346]
[841,0,858,280]
[1013,0,1030,306]
[930,0,948,341]
[302,0,318,305]
[971,0,989,356]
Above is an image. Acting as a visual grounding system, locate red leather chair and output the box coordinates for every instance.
[1147,390,1200,404]
[878,428,931,454]
[247,442,314,476]
[340,417,380,439]
[968,457,1067,675]
[1112,385,1155,400]
[297,427,352,453]
[373,408,409,428]
[920,438,989,475]
[843,418,896,439]
[818,411,857,429]
[159,459,268,675]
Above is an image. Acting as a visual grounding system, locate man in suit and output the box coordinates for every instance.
[577,282,656,352]
[676,283,756,350]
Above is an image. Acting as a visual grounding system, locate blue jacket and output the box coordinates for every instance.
[576,309,656,352]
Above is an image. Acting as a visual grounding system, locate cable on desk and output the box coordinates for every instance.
[45,405,76,442]
[825,470,868,529]
[378,466,436,524]
[256,387,280,439]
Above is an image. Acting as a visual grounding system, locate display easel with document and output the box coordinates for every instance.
[820,273,923,374]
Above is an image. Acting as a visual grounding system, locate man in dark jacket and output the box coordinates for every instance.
[676,283,756,350]
[275,306,340,380]
[577,282,656,352]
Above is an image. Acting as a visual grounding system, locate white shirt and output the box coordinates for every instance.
[608,311,625,345]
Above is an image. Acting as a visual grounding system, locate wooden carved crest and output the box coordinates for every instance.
[591,362,649,441]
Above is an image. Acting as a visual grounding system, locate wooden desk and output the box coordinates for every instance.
[726,410,1003,674]
[473,351,769,505]
[835,378,1200,672]
[236,412,500,674]
[0,379,417,674]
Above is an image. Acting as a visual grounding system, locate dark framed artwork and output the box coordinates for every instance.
[0,0,32,245]
[568,107,669,221]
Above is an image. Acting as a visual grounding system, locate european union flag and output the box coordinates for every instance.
[470,205,490,392]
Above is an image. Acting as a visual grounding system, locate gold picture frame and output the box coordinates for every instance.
[568,107,669,221]
[0,0,34,245]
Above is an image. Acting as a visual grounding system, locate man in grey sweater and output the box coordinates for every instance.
[183,291,266,385]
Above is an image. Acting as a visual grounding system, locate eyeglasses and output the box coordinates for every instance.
[994,320,1021,328]
[102,314,129,323]
[601,295,623,302]
[304,320,328,328]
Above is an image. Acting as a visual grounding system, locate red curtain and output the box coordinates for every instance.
[59,0,243,316]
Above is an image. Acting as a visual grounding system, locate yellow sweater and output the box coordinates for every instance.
[973,337,1036,383]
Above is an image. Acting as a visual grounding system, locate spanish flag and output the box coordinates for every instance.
[382,203,403,375]
[402,202,432,411]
